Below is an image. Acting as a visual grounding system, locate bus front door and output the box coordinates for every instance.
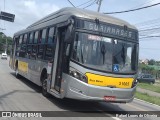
[51,27,67,93]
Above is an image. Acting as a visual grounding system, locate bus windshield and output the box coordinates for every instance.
[71,32,138,73]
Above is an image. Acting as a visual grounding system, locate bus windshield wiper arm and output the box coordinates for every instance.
[100,42,106,64]
[81,48,84,63]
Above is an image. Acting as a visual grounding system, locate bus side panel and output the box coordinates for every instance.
[24,59,47,86]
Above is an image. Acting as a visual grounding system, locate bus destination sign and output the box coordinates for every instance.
[81,21,137,40]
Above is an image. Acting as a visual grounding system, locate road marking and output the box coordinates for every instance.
[126,103,147,111]
[134,98,160,108]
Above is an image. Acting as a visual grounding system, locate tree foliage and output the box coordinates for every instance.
[0,32,12,54]
[148,59,156,65]
[139,63,160,79]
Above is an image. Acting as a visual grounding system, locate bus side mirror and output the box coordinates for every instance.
[64,24,74,43]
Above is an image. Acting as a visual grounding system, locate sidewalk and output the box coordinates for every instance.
[136,87,160,97]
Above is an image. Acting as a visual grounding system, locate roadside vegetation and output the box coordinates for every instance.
[139,60,160,80]
[137,83,160,93]
[0,32,12,54]
[135,92,160,106]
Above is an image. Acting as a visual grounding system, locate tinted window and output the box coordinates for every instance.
[44,45,54,61]
[16,37,20,57]
[143,75,149,78]
[23,34,27,44]
[47,27,54,43]
[16,36,20,45]
[19,45,26,58]
[31,45,37,59]
[72,32,138,73]
[27,45,32,58]
[19,35,23,44]
[37,45,44,59]
[38,30,42,43]
[72,33,112,72]
[29,33,33,44]
[34,31,38,43]
[42,29,47,43]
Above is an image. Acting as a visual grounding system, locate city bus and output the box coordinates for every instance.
[9,7,139,103]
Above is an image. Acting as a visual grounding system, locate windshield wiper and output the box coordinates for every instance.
[100,42,106,64]
[121,45,126,65]
[81,47,84,63]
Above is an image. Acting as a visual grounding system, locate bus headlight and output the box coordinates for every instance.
[69,69,88,83]
[132,79,138,88]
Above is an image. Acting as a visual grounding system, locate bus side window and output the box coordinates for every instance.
[22,34,27,58]
[38,30,42,43]
[29,33,33,44]
[42,29,47,44]
[23,34,27,44]
[19,35,24,58]
[20,34,27,58]
[16,36,19,45]
[34,31,38,44]
[47,27,55,44]
[27,45,32,59]
[27,33,33,58]
[32,45,37,60]
[24,34,28,58]
[15,36,20,57]
[31,31,38,59]
[44,27,55,61]
[19,35,23,45]
[37,29,46,60]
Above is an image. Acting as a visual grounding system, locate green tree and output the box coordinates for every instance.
[0,32,13,54]
[148,59,156,65]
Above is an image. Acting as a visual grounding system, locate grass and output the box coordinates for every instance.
[135,92,160,106]
[137,83,160,93]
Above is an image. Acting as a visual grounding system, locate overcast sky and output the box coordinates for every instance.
[0,0,160,60]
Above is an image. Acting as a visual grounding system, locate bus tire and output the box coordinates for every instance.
[42,79,50,98]
[42,75,50,98]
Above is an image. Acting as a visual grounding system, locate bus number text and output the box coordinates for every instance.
[119,82,129,86]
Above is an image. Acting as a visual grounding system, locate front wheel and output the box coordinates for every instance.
[42,79,50,98]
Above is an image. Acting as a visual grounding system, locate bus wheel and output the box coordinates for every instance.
[42,79,50,98]
[15,66,20,78]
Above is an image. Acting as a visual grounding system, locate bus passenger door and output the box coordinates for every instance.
[51,27,68,92]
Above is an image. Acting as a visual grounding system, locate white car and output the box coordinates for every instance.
[1,53,7,60]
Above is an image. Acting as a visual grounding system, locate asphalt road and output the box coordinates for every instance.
[0,57,160,120]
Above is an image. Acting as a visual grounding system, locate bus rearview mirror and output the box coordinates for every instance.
[64,24,74,43]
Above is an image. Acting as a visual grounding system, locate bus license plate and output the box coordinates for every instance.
[104,96,116,101]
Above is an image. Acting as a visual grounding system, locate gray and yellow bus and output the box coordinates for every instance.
[9,7,139,103]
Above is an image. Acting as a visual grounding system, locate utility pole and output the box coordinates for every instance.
[97,0,103,12]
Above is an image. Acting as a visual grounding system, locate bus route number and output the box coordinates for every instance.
[119,82,129,86]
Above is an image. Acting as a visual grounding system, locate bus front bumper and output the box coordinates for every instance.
[64,75,137,103]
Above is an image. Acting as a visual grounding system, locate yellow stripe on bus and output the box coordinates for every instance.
[18,61,28,73]
[86,73,133,88]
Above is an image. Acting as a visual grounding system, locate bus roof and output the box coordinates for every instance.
[14,7,137,35]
